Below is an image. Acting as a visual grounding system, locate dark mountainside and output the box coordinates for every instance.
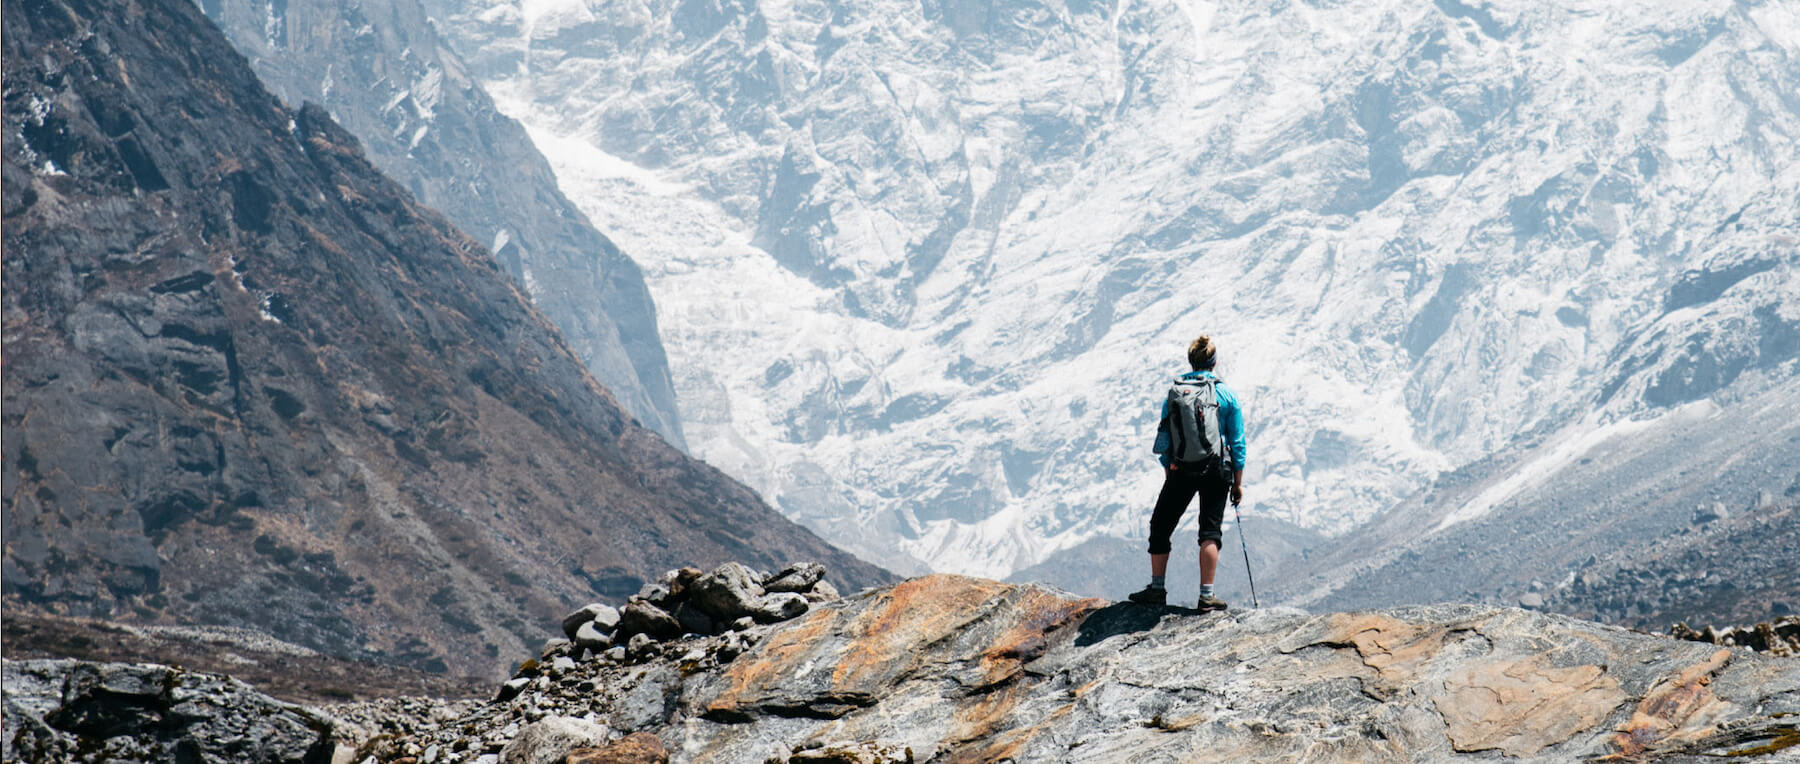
[9,573,1800,762]
[1,0,888,680]
[198,0,686,448]
[1546,499,1800,633]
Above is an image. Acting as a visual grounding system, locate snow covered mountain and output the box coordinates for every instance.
[415,0,1800,578]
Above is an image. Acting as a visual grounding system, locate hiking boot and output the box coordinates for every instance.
[1195,594,1229,612]
[1126,585,1168,606]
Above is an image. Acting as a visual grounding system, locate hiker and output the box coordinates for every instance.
[1128,335,1246,611]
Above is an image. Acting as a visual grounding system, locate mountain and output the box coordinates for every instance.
[1265,178,1800,613]
[194,0,686,448]
[19,575,1798,762]
[409,0,1800,581]
[1,0,888,679]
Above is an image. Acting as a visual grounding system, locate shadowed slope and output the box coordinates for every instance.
[1,0,888,679]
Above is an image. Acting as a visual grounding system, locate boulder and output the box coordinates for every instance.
[689,563,766,622]
[539,638,571,659]
[804,579,841,603]
[497,716,612,764]
[618,602,683,641]
[495,676,532,702]
[592,606,622,633]
[752,592,810,623]
[574,622,612,652]
[633,583,673,608]
[659,567,704,600]
[1518,593,1545,610]
[672,602,716,636]
[562,604,620,639]
[565,732,669,764]
[763,562,827,593]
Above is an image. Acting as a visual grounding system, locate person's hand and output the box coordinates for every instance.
[1167,463,1178,472]
[1230,484,1243,506]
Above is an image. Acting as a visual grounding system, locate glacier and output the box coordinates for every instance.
[416,0,1800,577]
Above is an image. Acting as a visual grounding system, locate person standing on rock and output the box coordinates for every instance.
[1128,335,1247,611]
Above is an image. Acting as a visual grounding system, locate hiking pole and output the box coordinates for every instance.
[1233,500,1258,608]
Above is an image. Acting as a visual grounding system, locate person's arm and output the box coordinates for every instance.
[1220,386,1247,503]
[1153,397,1172,469]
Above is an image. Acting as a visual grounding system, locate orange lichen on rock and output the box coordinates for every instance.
[703,606,843,716]
[976,588,1106,687]
[828,575,1010,686]
[1435,655,1626,756]
[1604,648,1737,759]
[942,682,1084,764]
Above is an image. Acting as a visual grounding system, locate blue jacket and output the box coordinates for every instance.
[1153,370,1246,471]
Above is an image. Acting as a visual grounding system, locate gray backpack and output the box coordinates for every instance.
[1167,375,1227,473]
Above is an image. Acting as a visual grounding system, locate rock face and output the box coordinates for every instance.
[390,575,1800,762]
[0,0,889,678]
[2,659,336,763]
[196,0,686,447]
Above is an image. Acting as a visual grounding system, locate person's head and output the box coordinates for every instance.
[1187,335,1217,370]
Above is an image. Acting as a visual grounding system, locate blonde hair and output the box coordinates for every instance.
[1187,335,1217,370]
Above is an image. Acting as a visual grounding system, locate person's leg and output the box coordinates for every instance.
[1134,469,1198,603]
[1146,469,1197,561]
[1193,470,1231,610]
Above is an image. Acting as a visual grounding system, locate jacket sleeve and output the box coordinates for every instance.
[1218,385,1247,471]
[1152,397,1172,468]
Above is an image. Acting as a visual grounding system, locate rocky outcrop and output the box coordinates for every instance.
[197,0,686,447]
[2,659,336,763]
[1671,617,1800,658]
[371,574,1800,762]
[1,0,890,679]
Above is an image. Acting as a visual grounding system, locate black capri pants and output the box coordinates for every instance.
[1147,465,1232,554]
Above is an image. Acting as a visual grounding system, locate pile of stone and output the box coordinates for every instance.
[1669,615,1800,657]
[498,562,839,703]
[344,563,845,762]
[2,659,336,763]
